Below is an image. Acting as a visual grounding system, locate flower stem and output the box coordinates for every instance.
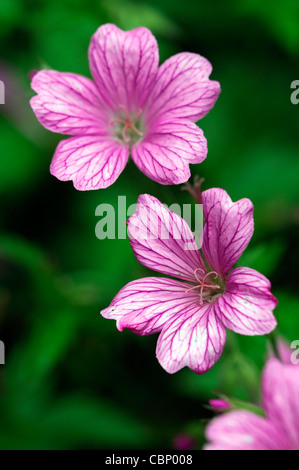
[181,175,205,204]
[268,331,280,359]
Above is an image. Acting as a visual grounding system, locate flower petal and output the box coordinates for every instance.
[276,338,294,365]
[204,410,290,450]
[131,119,207,184]
[215,267,277,335]
[262,358,299,450]
[101,277,198,335]
[201,188,254,277]
[156,302,226,374]
[30,70,107,135]
[146,52,220,123]
[89,23,159,111]
[127,194,204,282]
[50,136,128,190]
[131,141,190,185]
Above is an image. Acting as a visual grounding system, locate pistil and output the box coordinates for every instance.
[186,268,220,304]
[110,105,143,142]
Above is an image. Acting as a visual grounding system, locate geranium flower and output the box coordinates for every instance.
[204,357,299,450]
[30,23,220,190]
[101,188,277,374]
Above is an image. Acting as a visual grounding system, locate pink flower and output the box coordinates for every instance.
[204,358,299,450]
[30,23,220,190]
[101,188,277,374]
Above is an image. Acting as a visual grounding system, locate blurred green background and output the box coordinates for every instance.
[0,0,298,450]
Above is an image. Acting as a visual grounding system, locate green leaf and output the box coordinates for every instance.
[236,239,285,277]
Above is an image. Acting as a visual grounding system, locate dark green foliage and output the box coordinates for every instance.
[0,0,298,449]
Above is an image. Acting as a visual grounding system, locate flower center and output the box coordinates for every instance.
[110,105,144,144]
[186,268,221,304]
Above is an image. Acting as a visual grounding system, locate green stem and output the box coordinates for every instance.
[181,175,205,204]
[268,331,280,359]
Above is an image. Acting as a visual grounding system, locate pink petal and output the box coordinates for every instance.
[30,70,107,135]
[276,338,294,364]
[145,52,220,123]
[204,410,290,450]
[50,136,128,190]
[101,277,199,335]
[268,337,299,365]
[209,399,231,411]
[215,267,277,335]
[131,119,207,184]
[262,358,299,450]
[127,194,204,282]
[89,23,159,112]
[201,188,254,277]
[156,302,226,374]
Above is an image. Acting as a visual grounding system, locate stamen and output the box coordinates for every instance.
[203,271,218,283]
[194,267,205,283]
[185,269,220,304]
[185,284,202,294]
[130,124,143,136]
[110,105,143,142]
[122,125,131,142]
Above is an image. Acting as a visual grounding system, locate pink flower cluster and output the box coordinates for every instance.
[30,22,278,373]
[30,22,287,451]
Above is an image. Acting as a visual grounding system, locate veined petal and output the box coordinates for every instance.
[201,188,254,277]
[149,119,207,163]
[204,410,290,450]
[131,141,190,185]
[215,267,277,335]
[30,70,107,135]
[156,302,226,374]
[50,136,128,190]
[127,194,204,282]
[131,119,207,184]
[262,358,299,450]
[89,23,159,112]
[146,52,220,123]
[101,277,198,335]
